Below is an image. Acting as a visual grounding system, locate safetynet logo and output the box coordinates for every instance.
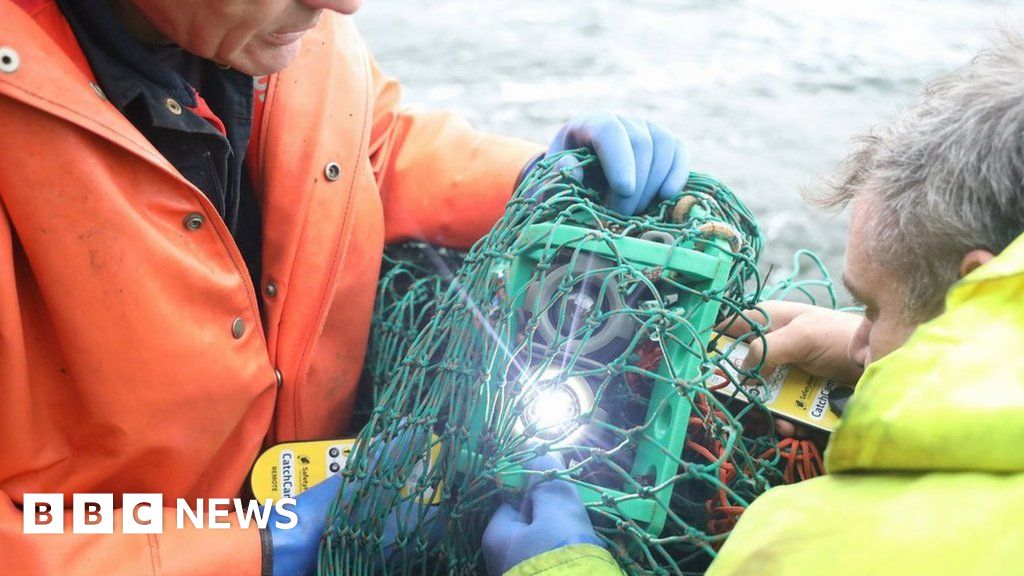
[23,494,297,534]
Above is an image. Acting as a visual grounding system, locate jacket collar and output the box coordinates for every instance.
[0,0,178,174]
[55,0,196,106]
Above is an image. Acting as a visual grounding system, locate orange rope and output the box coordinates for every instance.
[687,394,745,537]
[759,438,824,484]
[634,343,826,536]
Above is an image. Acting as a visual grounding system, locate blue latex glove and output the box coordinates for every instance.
[543,114,690,216]
[482,453,605,576]
[267,472,343,576]
[268,424,442,576]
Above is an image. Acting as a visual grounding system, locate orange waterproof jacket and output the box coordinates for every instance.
[0,1,543,573]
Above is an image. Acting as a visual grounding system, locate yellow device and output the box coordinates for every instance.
[250,439,357,500]
[250,437,444,503]
[711,337,843,432]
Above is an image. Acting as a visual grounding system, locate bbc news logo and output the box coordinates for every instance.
[23,494,297,534]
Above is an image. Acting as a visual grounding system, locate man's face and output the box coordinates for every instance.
[842,196,919,368]
[127,0,363,75]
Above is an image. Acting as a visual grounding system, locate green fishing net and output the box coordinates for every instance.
[327,150,835,576]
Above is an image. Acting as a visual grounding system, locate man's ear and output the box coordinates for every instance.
[959,249,995,278]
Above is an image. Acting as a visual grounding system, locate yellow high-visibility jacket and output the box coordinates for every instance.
[517,233,1024,576]
[708,231,1024,575]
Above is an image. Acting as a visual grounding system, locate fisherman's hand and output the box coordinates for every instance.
[724,301,866,383]
[483,453,605,576]
[541,114,690,215]
[721,301,863,437]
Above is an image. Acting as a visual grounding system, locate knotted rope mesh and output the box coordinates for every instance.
[326,150,835,575]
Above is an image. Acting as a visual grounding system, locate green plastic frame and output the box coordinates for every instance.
[497,219,733,536]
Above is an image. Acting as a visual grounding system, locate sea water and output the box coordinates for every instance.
[358,0,1024,298]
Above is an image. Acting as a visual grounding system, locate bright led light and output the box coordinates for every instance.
[530,387,580,429]
[515,367,595,445]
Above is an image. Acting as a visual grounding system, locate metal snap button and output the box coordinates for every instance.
[324,162,342,181]
[274,369,283,387]
[265,281,278,298]
[231,318,246,339]
[165,97,183,115]
[183,212,205,230]
[0,47,20,73]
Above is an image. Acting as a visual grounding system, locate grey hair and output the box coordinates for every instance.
[817,31,1024,322]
